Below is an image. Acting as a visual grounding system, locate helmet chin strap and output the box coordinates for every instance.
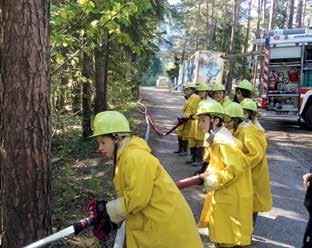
[209,118,215,133]
[111,133,119,178]
[207,116,219,145]
[113,142,118,178]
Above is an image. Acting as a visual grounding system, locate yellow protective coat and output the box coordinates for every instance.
[234,121,272,212]
[182,94,201,141]
[220,96,232,106]
[189,97,211,147]
[199,127,253,245]
[114,136,203,248]
[176,98,188,137]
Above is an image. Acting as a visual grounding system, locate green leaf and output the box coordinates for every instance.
[77,0,88,5]
[90,20,99,28]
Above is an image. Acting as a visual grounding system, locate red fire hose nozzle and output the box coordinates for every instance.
[176,172,209,190]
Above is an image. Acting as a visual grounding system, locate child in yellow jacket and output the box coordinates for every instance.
[175,82,197,156]
[196,100,253,247]
[240,99,272,226]
[187,83,210,166]
[89,111,203,248]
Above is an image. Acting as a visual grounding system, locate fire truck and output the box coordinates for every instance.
[255,28,312,127]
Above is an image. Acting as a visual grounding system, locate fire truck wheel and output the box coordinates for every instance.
[304,105,312,128]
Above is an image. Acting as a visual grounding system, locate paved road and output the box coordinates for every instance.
[139,87,311,248]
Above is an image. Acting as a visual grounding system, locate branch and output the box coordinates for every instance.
[51,3,131,75]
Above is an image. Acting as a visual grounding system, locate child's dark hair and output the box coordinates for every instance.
[234,88,252,102]
[244,109,257,122]
[232,117,244,132]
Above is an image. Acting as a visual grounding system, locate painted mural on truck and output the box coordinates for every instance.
[179,51,225,85]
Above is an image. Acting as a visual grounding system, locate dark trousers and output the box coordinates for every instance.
[303,215,312,248]
[253,212,258,228]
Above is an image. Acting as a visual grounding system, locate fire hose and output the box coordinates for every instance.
[24,217,96,248]
[24,172,206,247]
[137,100,189,137]
[176,172,208,190]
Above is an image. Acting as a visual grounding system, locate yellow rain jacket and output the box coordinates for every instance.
[199,127,253,245]
[235,121,272,212]
[220,96,232,106]
[182,94,201,140]
[114,135,203,248]
[176,98,188,137]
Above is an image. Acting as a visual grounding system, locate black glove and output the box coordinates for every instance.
[178,117,189,124]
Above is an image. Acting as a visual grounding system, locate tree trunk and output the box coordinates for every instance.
[262,0,267,27]
[252,0,263,84]
[303,0,307,26]
[226,0,240,92]
[285,0,295,29]
[206,0,210,50]
[195,1,201,51]
[56,74,66,113]
[209,0,216,49]
[255,0,263,46]
[0,1,51,247]
[269,0,277,30]
[296,0,303,28]
[222,0,228,51]
[72,80,82,113]
[82,52,93,139]
[94,32,109,114]
[211,18,217,49]
[243,0,252,78]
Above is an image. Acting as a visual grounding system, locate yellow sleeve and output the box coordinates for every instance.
[212,144,244,189]
[242,130,265,169]
[184,98,194,117]
[121,150,158,215]
[184,94,200,117]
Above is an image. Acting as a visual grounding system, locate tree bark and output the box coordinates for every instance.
[269,0,277,30]
[226,0,240,92]
[206,0,210,50]
[296,0,303,28]
[285,0,295,29]
[222,0,228,51]
[209,0,216,49]
[243,0,252,78]
[0,0,51,247]
[251,0,263,84]
[262,0,267,27]
[255,0,263,45]
[94,32,109,114]
[72,79,82,113]
[56,74,66,113]
[82,52,93,139]
[303,0,307,26]
[195,1,201,51]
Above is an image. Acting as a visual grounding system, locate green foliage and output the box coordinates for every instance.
[50,0,170,129]
[165,55,180,79]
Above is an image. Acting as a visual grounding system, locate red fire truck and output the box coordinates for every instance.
[256,28,312,127]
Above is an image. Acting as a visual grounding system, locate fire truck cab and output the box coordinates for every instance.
[256,28,312,127]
